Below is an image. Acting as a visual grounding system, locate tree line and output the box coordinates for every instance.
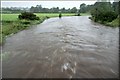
[2,5,78,13]
[2,2,119,15]
[30,5,78,13]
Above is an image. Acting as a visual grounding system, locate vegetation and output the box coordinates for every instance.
[1,14,43,45]
[1,19,45,45]
[80,3,94,13]
[79,2,119,27]
[91,2,118,26]
[18,12,40,20]
[106,17,119,27]
[2,5,78,13]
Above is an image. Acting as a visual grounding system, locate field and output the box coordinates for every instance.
[2,14,19,21]
[2,13,73,21]
[2,13,90,21]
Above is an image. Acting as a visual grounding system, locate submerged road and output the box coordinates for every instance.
[2,16,119,78]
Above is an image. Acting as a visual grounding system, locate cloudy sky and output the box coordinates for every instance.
[2,1,96,9]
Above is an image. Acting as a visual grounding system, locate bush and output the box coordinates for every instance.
[77,13,80,16]
[104,11,117,22]
[91,9,117,23]
[18,12,40,20]
[90,2,118,23]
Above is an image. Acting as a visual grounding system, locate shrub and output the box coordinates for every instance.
[18,12,40,20]
[91,9,117,23]
[103,11,117,22]
[77,13,80,16]
[90,2,118,23]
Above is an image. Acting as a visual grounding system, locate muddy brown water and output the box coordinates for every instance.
[2,16,119,78]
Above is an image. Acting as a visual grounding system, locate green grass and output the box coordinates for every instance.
[106,18,119,27]
[2,14,20,21]
[1,13,46,45]
[89,16,119,27]
[2,13,75,21]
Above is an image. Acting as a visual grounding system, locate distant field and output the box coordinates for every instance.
[35,13,75,17]
[2,13,90,21]
[2,14,20,21]
[2,13,74,21]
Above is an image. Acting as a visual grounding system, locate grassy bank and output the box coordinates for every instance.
[89,17,119,27]
[106,18,119,27]
[1,13,47,45]
[1,18,46,45]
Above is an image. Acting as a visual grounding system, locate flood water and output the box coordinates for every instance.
[2,16,119,78]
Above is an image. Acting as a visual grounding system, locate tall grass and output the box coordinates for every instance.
[107,18,119,27]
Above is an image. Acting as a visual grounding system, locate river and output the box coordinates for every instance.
[2,16,119,78]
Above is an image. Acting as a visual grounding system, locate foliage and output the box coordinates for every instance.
[90,2,118,23]
[80,3,86,13]
[2,5,80,13]
[112,2,119,15]
[18,12,40,20]
[2,7,29,14]
[107,17,119,27]
[80,3,94,13]
[70,7,77,13]
[30,5,78,13]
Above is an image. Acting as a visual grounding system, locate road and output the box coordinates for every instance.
[2,16,119,78]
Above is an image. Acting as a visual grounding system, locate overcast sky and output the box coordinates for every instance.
[2,1,96,9]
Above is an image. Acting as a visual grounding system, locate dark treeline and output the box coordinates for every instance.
[2,7,29,13]
[2,5,78,13]
[30,5,77,13]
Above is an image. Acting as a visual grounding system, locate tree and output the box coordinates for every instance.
[30,6,35,12]
[112,2,119,15]
[90,2,117,22]
[70,7,77,13]
[61,7,66,13]
[80,3,86,13]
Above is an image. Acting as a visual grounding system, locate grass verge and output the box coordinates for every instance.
[1,16,46,45]
[106,18,119,27]
[89,17,119,27]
